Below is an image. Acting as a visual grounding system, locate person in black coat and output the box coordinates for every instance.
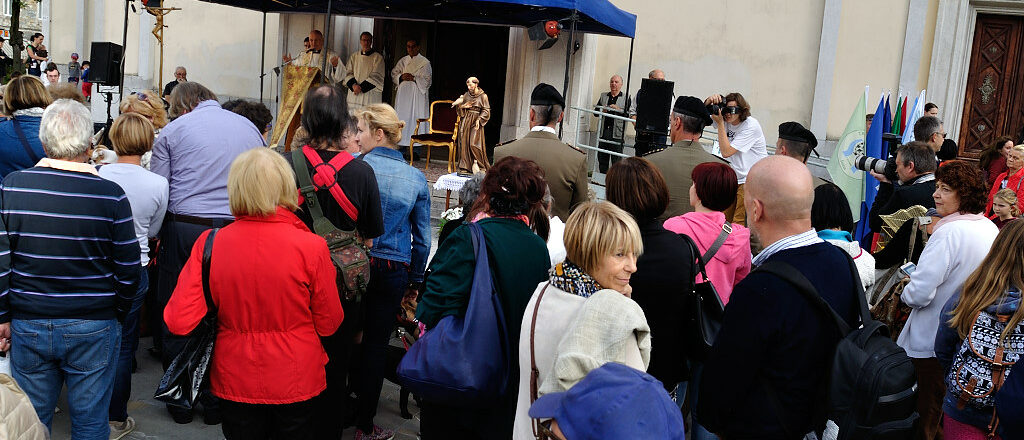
[698,156,860,438]
[868,141,937,234]
[605,157,694,389]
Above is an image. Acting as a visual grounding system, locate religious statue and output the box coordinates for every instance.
[453,76,490,173]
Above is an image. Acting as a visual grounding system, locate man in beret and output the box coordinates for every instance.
[494,83,589,220]
[775,121,828,187]
[644,96,727,221]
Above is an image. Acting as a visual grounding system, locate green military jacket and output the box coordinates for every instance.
[645,139,728,222]
[493,129,589,220]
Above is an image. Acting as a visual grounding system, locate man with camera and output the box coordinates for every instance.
[643,96,726,221]
[775,121,828,188]
[867,141,937,234]
[705,92,768,226]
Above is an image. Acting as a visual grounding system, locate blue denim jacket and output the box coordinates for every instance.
[360,147,431,282]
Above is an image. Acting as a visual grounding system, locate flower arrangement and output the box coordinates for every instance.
[438,206,464,232]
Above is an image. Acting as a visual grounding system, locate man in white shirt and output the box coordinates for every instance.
[41,64,60,87]
[344,32,385,112]
[391,39,432,156]
[705,92,768,226]
[282,30,342,84]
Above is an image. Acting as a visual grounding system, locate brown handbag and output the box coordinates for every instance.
[870,217,928,341]
[529,283,553,440]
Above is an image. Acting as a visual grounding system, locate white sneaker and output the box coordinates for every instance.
[109,416,136,440]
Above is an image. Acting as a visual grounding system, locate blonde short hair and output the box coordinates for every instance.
[109,113,155,156]
[1013,144,1024,156]
[359,103,405,146]
[120,91,168,129]
[228,148,298,217]
[563,201,643,274]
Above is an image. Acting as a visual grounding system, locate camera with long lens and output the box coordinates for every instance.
[854,155,888,174]
[853,133,902,182]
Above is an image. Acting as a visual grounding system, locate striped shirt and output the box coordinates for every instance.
[751,229,824,267]
[0,161,141,321]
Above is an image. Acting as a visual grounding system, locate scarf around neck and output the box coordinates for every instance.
[550,260,601,298]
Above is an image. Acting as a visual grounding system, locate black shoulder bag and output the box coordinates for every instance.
[155,229,219,410]
[679,223,730,360]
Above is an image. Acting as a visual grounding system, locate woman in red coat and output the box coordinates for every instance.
[164,148,343,440]
[985,144,1024,218]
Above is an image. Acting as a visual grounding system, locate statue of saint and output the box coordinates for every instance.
[452,76,490,173]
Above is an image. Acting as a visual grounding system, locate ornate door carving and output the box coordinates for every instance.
[958,15,1024,159]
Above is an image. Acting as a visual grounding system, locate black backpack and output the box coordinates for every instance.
[758,255,918,440]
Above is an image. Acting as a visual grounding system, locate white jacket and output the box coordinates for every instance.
[512,283,649,440]
[898,215,998,358]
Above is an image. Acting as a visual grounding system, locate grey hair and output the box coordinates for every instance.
[913,115,943,142]
[672,111,705,135]
[174,66,186,73]
[39,99,93,160]
[531,104,563,127]
[459,173,485,209]
[168,81,217,118]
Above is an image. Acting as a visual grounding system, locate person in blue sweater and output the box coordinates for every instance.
[0,99,141,438]
[0,75,52,178]
[698,155,860,439]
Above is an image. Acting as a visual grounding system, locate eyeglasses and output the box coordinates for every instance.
[132,92,149,102]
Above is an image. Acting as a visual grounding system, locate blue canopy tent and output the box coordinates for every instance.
[188,0,637,114]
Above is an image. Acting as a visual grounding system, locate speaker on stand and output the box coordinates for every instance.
[89,42,123,138]
[633,78,674,157]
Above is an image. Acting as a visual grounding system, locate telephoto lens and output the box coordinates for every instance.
[853,155,887,174]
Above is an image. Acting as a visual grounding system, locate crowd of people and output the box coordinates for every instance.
[0,55,1023,440]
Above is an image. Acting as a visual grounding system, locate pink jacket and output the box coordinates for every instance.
[663,211,751,304]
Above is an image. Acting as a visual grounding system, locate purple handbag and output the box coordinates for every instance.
[397,222,511,405]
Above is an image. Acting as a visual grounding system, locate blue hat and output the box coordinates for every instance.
[528,363,685,440]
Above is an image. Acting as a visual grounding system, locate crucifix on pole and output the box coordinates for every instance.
[146,2,181,92]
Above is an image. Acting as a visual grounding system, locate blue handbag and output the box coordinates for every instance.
[397,222,511,405]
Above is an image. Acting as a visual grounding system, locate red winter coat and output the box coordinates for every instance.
[164,207,343,404]
[985,167,1024,218]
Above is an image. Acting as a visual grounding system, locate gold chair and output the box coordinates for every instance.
[409,100,461,172]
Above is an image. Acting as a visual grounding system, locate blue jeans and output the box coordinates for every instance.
[12,318,121,439]
[110,269,148,422]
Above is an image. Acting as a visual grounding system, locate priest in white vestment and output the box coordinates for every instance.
[282,30,342,83]
[391,39,432,150]
[344,32,385,112]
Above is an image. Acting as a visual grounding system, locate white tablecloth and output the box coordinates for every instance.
[433,173,472,192]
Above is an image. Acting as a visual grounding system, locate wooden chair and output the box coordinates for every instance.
[409,100,460,172]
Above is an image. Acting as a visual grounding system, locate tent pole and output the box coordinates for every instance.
[322,0,333,78]
[624,37,634,115]
[119,0,128,99]
[260,10,267,102]
[559,13,577,137]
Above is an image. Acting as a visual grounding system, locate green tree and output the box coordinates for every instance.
[7,0,39,82]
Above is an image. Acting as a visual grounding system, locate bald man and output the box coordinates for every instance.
[698,155,860,439]
[594,74,628,173]
[283,30,343,83]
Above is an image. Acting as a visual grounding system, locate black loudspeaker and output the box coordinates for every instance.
[634,78,674,135]
[89,42,122,86]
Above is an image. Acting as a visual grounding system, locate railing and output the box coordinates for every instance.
[572,105,722,164]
